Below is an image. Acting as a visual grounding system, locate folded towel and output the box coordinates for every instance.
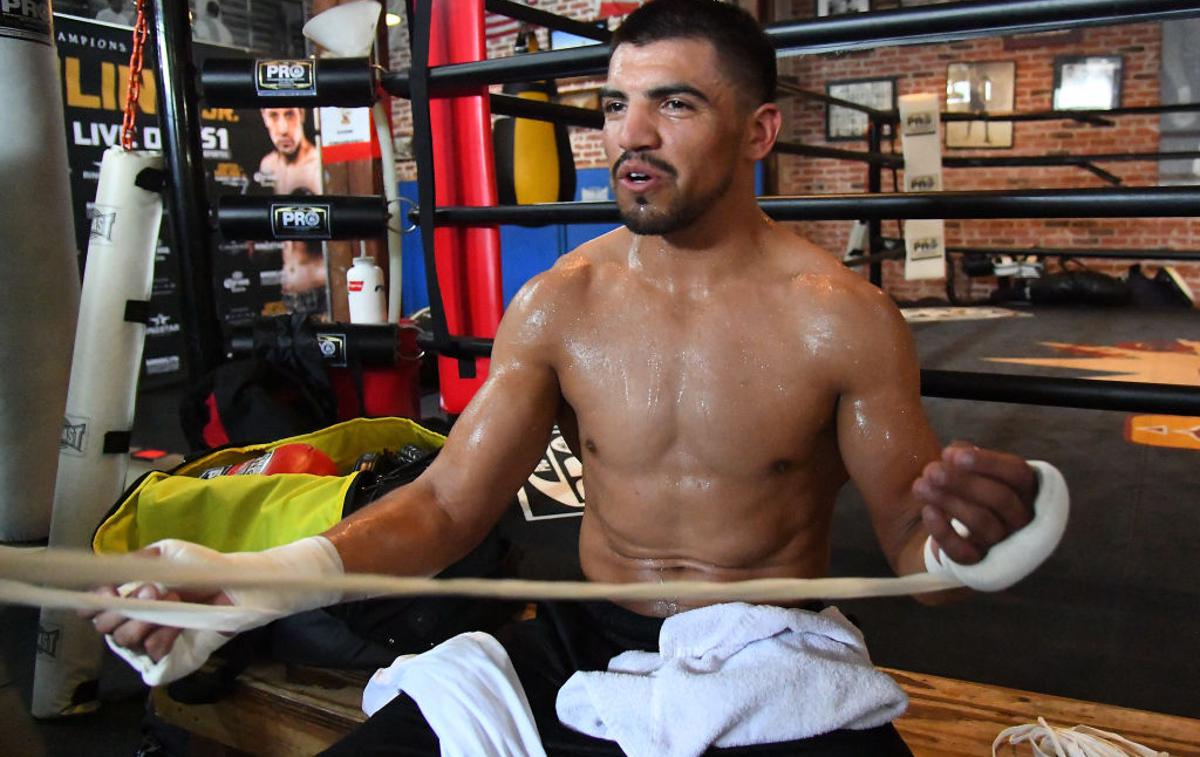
[556,602,908,757]
[362,632,547,757]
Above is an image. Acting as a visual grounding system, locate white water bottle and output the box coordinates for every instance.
[347,255,387,324]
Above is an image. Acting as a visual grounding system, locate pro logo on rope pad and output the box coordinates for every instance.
[0,0,51,44]
[255,59,316,96]
[271,203,331,239]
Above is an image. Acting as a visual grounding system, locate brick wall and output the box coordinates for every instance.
[778,0,1199,302]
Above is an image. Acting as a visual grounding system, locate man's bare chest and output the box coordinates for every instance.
[555,307,841,471]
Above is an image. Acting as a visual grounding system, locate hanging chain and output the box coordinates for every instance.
[120,0,151,151]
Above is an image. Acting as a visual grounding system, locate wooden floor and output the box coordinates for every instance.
[152,662,1200,756]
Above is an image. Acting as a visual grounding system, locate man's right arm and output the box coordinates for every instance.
[88,265,576,661]
[324,268,568,575]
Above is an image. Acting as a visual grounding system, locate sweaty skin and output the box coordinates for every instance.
[91,37,1037,659]
[557,224,934,616]
[325,39,1035,615]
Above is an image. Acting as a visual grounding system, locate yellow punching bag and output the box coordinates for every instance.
[493,30,576,206]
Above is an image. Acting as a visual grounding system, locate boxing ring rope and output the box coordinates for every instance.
[420,187,1200,224]
[489,93,603,128]
[776,144,1200,174]
[920,372,1200,416]
[484,0,611,43]
[782,86,1200,126]
[945,245,1200,262]
[843,245,1200,269]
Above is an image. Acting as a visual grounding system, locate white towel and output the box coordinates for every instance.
[555,602,908,757]
[362,632,547,757]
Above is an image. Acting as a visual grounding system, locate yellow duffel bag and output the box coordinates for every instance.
[93,417,445,555]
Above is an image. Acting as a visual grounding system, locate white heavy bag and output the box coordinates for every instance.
[0,2,81,541]
[32,147,163,718]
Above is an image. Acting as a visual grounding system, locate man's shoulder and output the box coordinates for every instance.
[500,231,628,344]
[514,247,599,309]
[524,228,627,298]
[775,233,880,297]
[773,232,906,334]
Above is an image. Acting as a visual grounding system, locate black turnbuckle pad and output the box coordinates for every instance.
[217,195,389,241]
[201,57,376,108]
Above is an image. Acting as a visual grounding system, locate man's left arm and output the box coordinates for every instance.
[833,286,1038,594]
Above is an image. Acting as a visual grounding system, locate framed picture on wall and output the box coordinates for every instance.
[1053,55,1123,110]
[945,60,1016,149]
[816,0,869,16]
[826,77,895,141]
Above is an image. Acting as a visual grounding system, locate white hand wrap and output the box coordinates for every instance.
[105,536,344,686]
[923,460,1069,592]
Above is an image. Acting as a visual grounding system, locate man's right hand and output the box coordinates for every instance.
[84,548,233,662]
[82,537,346,684]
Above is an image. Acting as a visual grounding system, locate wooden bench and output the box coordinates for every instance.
[152,662,1200,756]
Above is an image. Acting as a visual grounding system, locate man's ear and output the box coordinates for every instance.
[745,103,782,161]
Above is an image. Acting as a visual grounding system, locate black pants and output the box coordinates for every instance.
[321,602,913,756]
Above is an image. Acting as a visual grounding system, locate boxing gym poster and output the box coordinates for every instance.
[54,14,324,386]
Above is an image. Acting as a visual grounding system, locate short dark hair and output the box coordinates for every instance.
[610,0,776,106]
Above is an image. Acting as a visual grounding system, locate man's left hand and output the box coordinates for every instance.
[913,441,1038,566]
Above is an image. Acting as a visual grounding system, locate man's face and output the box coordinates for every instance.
[108,0,123,11]
[261,108,305,157]
[601,38,747,236]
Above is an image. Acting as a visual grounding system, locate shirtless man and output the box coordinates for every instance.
[90,2,1047,753]
[256,107,320,194]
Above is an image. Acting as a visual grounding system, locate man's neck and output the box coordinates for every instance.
[626,190,771,293]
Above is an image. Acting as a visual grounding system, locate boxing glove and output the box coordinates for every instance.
[198,443,339,479]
